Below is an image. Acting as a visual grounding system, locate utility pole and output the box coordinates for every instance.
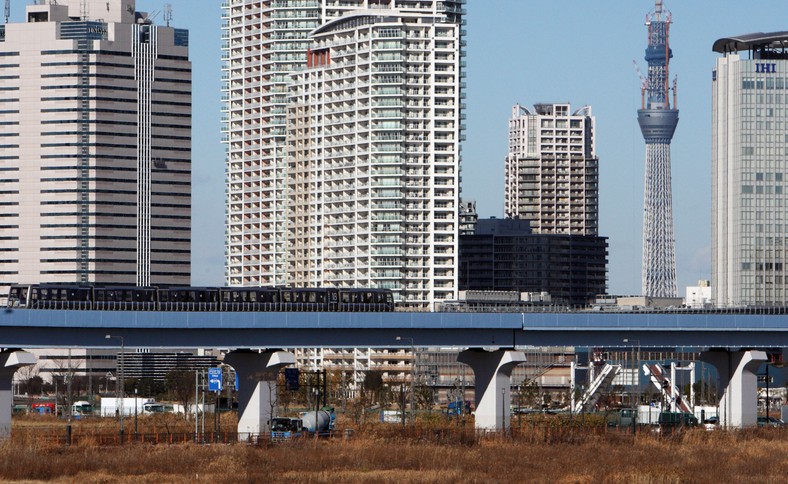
[194,370,199,443]
[134,387,138,441]
[105,334,124,442]
[624,338,640,434]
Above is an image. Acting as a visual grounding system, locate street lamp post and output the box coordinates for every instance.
[396,336,415,426]
[623,338,640,435]
[134,387,138,441]
[105,334,124,442]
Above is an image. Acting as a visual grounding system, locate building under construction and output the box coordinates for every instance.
[637,1,680,298]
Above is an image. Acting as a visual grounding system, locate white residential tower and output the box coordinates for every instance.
[504,103,599,236]
[222,0,465,309]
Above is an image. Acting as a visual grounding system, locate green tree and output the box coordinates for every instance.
[19,375,44,395]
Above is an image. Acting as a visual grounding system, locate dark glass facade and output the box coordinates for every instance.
[459,218,608,306]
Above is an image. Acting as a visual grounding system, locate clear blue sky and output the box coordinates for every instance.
[126,1,788,295]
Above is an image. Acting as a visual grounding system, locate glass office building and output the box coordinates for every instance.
[712,32,788,306]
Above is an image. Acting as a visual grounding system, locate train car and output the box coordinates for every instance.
[7,284,30,308]
[28,284,92,310]
[93,286,158,311]
[158,287,221,311]
[338,288,394,312]
[219,287,280,311]
[6,283,394,313]
[280,288,338,312]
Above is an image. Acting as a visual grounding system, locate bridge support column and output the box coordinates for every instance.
[224,349,296,441]
[458,348,526,431]
[0,350,36,440]
[700,349,766,429]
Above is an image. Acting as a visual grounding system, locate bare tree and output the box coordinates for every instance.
[50,355,85,415]
[165,369,195,418]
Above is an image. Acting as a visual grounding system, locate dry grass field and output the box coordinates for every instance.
[2,414,787,483]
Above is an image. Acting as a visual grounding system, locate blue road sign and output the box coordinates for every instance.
[285,368,299,391]
[208,367,222,392]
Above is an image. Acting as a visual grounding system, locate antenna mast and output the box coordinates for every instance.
[4,0,9,24]
[164,4,173,27]
[80,0,89,21]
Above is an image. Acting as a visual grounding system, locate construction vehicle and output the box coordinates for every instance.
[271,407,336,441]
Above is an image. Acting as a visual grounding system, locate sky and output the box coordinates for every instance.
[121,1,788,295]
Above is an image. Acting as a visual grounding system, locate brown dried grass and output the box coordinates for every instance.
[2,417,787,483]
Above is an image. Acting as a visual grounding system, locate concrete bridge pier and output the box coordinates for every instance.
[700,349,767,428]
[224,349,295,440]
[458,348,526,431]
[0,349,36,440]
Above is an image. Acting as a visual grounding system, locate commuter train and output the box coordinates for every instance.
[6,284,395,312]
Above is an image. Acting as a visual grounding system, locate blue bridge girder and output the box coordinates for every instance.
[0,309,787,349]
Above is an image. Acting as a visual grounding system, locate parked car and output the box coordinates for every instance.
[703,416,719,431]
[757,416,785,427]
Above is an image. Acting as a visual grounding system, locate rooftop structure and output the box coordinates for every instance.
[712,32,788,55]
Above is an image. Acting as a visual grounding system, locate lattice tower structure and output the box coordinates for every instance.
[637,0,679,298]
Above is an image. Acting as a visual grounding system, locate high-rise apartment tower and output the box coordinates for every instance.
[712,32,788,306]
[637,0,679,298]
[504,103,599,236]
[222,1,465,308]
[0,0,191,297]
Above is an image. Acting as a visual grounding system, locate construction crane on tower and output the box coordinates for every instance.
[633,60,648,110]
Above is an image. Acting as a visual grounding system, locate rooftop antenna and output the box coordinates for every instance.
[80,0,89,21]
[4,0,9,24]
[164,3,172,27]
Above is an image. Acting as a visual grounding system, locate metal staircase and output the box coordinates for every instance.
[573,363,621,414]
[644,363,692,413]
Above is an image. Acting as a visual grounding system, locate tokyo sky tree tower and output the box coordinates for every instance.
[638,1,679,297]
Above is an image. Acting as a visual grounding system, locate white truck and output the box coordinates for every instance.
[100,397,162,417]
